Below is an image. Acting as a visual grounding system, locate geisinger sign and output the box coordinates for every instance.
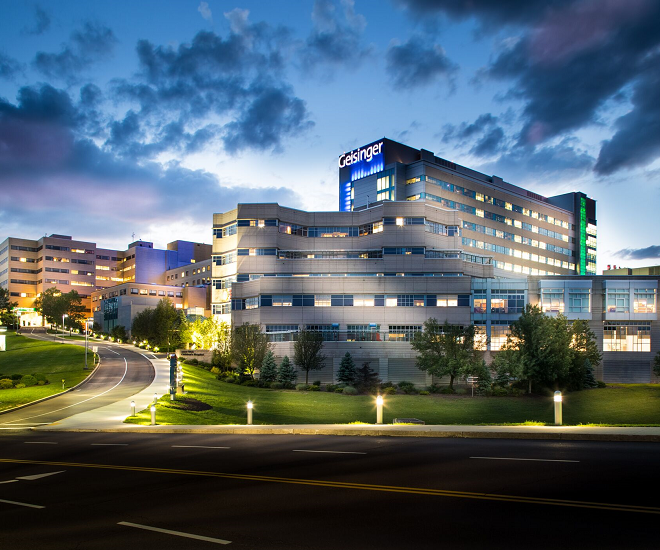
[338,142,383,168]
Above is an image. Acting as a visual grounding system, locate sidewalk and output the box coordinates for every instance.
[35,353,660,443]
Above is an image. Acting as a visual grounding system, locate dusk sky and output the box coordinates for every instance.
[1,0,659,271]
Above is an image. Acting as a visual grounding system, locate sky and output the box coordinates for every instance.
[1,0,659,272]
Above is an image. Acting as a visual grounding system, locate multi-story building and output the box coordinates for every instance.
[339,138,597,276]
[0,234,211,326]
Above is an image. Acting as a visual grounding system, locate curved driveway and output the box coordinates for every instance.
[0,331,155,428]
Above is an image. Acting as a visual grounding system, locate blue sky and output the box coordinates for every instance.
[1,0,659,271]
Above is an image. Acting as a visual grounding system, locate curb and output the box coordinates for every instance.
[32,425,660,442]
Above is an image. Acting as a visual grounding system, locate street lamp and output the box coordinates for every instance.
[84,318,93,370]
[62,313,68,336]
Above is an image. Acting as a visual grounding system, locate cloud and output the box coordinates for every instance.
[0,84,302,246]
[111,14,310,156]
[0,52,22,80]
[386,37,457,89]
[615,246,660,261]
[22,5,51,35]
[33,22,117,83]
[442,113,506,156]
[595,60,660,175]
[198,1,213,23]
[300,0,371,71]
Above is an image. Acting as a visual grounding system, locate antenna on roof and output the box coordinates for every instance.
[131,232,136,240]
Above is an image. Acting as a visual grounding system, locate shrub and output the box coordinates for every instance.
[439,387,456,395]
[334,387,344,393]
[310,385,321,391]
[33,373,47,383]
[283,382,296,390]
[492,387,508,397]
[21,375,37,387]
[198,361,212,369]
[342,386,358,395]
[312,380,321,387]
[426,383,442,394]
[381,381,395,389]
[456,388,467,396]
[382,386,397,395]
[597,380,607,388]
[188,358,199,365]
[326,384,338,393]
[419,390,430,395]
[241,380,256,387]
[398,381,416,394]
[10,374,22,381]
[210,367,220,374]
[224,376,237,384]
[14,383,26,389]
[37,380,46,386]
[296,383,311,391]
[0,379,13,390]
[270,382,284,389]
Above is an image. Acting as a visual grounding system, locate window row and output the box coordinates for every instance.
[231,294,470,310]
[463,221,572,256]
[463,238,574,270]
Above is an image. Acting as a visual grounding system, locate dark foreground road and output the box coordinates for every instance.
[0,432,658,549]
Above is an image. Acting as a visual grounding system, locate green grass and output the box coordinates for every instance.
[125,365,660,426]
[0,332,92,411]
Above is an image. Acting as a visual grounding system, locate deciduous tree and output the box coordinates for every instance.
[231,323,269,380]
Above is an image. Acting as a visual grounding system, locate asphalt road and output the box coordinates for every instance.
[0,432,658,549]
[0,332,155,428]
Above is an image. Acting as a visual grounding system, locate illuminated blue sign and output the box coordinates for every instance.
[339,181,352,212]
[339,142,384,182]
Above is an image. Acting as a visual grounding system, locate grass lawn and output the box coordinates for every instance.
[125,364,660,426]
[0,332,92,412]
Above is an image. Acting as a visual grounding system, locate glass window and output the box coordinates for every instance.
[347,325,381,341]
[314,295,331,307]
[634,288,656,314]
[490,324,510,351]
[568,289,590,313]
[603,322,651,352]
[541,288,564,313]
[606,289,629,313]
[386,325,422,342]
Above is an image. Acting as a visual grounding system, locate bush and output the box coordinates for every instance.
[342,386,358,395]
[312,380,322,387]
[397,381,416,394]
[456,388,467,395]
[21,375,37,387]
[309,385,321,391]
[37,380,46,386]
[270,382,284,389]
[241,380,256,387]
[14,383,26,389]
[334,387,344,393]
[382,386,397,395]
[198,361,212,370]
[296,383,311,391]
[283,382,296,390]
[597,380,607,388]
[492,386,508,397]
[224,375,237,384]
[419,390,430,395]
[326,384,338,393]
[509,388,524,397]
[381,381,395,389]
[33,373,47,383]
[210,367,220,374]
[0,379,13,390]
[187,358,199,365]
[10,374,22,381]
[439,387,456,395]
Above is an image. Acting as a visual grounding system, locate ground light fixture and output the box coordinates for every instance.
[376,395,384,424]
[554,391,563,426]
[130,400,135,416]
[247,400,253,425]
[150,405,156,425]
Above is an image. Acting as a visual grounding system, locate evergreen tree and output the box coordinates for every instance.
[337,352,357,385]
[260,351,278,383]
[355,362,381,393]
[277,356,297,386]
[583,358,598,388]
[655,351,660,378]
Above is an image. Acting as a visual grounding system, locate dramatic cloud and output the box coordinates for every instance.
[198,1,213,23]
[22,5,51,35]
[595,61,660,175]
[301,0,371,71]
[386,37,457,89]
[442,113,506,156]
[0,84,302,246]
[0,53,22,80]
[615,246,660,261]
[33,22,117,82]
[111,12,310,156]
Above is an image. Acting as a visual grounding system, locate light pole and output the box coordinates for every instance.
[62,313,68,336]
[84,318,91,370]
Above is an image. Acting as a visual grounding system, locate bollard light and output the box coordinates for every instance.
[554,391,563,426]
[153,392,158,403]
[376,395,384,425]
[247,400,253,425]
[150,404,156,425]
[130,400,136,416]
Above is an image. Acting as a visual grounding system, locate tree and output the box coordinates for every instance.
[509,305,549,393]
[655,351,660,378]
[92,321,102,333]
[491,346,524,388]
[260,351,278,383]
[464,359,493,395]
[153,299,184,352]
[0,288,18,328]
[34,287,66,327]
[181,316,231,351]
[63,290,86,331]
[568,319,602,390]
[412,319,480,390]
[131,308,156,342]
[355,361,380,393]
[110,325,127,342]
[337,352,357,385]
[231,323,270,380]
[293,329,326,384]
[277,355,296,385]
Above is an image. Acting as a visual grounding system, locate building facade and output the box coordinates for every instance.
[0,234,211,326]
[339,138,597,277]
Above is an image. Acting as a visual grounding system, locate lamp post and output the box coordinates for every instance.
[554,391,563,426]
[62,313,68,336]
[84,318,92,370]
[376,395,383,425]
[247,400,253,425]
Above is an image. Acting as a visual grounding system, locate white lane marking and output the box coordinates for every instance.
[103,347,121,355]
[118,522,231,545]
[171,445,230,449]
[24,441,58,444]
[0,480,19,485]
[0,423,51,426]
[6,358,128,423]
[469,456,580,463]
[90,443,128,446]
[0,498,45,509]
[292,449,367,455]
[16,471,65,481]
